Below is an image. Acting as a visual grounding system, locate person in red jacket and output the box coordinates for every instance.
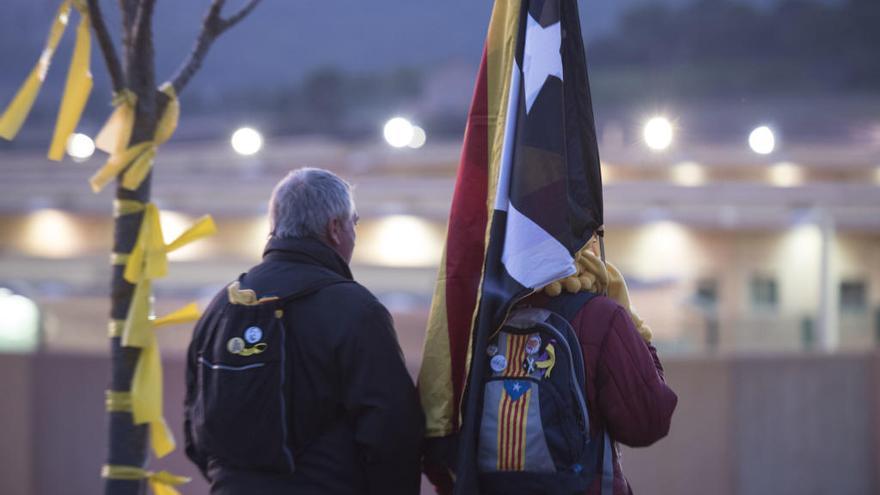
[533,242,678,494]
[424,241,677,495]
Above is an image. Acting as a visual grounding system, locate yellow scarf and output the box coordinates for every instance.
[541,239,653,343]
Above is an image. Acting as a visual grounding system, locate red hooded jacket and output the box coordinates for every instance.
[566,294,678,494]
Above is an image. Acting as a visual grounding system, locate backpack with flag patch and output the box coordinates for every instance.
[476,291,614,495]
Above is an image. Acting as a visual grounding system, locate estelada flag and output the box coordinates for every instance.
[418,0,603,490]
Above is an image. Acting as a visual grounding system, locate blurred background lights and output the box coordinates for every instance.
[749,126,776,154]
[643,116,673,151]
[383,117,415,148]
[768,162,803,187]
[0,289,40,353]
[357,215,443,267]
[21,209,83,258]
[230,127,263,156]
[407,125,427,149]
[66,133,95,162]
[631,221,696,278]
[671,161,706,187]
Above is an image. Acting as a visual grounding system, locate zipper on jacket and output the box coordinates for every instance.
[198,357,266,371]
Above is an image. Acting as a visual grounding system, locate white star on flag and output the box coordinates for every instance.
[512,382,522,392]
[522,13,563,114]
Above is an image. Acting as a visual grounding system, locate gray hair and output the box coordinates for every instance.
[268,168,354,239]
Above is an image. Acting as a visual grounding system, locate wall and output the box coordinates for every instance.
[0,352,878,495]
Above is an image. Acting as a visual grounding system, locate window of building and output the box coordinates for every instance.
[695,278,718,308]
[750,275,778,311]
[839,280,867,313]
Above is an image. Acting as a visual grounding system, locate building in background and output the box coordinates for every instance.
[1,119,877,358]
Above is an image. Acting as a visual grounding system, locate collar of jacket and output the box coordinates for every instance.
[262,236,354,281]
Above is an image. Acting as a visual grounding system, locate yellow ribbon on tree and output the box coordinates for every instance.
[120,203,215,457]
[0,0,82,140]
[122,203,217,285]
[102,464,190,495]
[48,0,93,161]
[130,302,202,457]
[95,89,137,155]
[90,83,179,193]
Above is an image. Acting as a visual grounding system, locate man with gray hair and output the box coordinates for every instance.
[185,168,425,494]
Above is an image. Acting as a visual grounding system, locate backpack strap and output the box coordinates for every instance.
[544,291,614,495]
[229,270,353,310]
[542,290,598,321]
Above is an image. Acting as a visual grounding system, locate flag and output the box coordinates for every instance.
[417,0,604,491]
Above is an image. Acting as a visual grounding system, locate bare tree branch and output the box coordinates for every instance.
[118,0,137,79]
[219,0,262,31]
[119,0,137,32]
[87,0,125,93]
[131,0,156,55]
[128,0,157,122]
[169,0,262,94]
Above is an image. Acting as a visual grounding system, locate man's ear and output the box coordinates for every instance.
[326,217,342,246]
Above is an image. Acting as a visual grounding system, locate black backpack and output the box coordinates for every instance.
[188,276,346,474]
[476,291,614,495]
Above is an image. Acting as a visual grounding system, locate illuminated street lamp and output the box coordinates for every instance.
[643,117,673,151]
[383,117,415,148]
[66,133,95,162]
[749,126,776,154]
[231,127,263,156]
[408,126,427,149]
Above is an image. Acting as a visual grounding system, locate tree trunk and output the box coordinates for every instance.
[104,7,158,489]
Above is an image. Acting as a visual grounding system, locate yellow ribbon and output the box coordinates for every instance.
[123,204,216,285]
[90,84,179,193]
[232,343,268,356]
[95,89,137,155]
[114,199,147,217]
[48,0,92,161]
[105,390,132,413]
[102,465,190,495]
[535,343,556,379]
[0,1,80,143]
[127,298,202,457]
[120,204,214,457]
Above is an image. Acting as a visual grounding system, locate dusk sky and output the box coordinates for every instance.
[2,0,796,93]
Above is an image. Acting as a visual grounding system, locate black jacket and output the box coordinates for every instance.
[185,237,424,495]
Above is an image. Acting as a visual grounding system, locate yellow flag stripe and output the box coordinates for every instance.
[418,249,456,437]
[459,0,522,432]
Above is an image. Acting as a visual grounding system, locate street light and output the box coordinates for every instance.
[643,117,673,151]
[749,126,776,154]
[231,127,263,156]
[383,117,415,148]
[66,133,95,162]
[408,126,427,149]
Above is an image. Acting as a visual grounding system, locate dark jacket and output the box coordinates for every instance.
[185,237,425,495]
[567,295,678,495]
